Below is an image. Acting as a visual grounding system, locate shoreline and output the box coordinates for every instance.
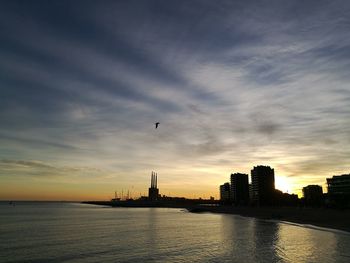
[82,201,350,233]
[82,200,206,208]
[188,205,350,233]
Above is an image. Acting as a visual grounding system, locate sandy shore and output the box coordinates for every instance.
[189,206,350,232]
[83,201,350,232]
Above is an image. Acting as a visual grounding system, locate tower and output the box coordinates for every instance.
[230,173,249,205]
[251,165,275,206]
[220,182,231,203]
[148,171,159,201]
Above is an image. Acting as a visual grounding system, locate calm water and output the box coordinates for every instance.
[0,202,350,263]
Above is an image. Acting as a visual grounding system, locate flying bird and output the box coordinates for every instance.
[155,122,160,129]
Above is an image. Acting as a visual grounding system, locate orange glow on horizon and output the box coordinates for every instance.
[0,166,333,201]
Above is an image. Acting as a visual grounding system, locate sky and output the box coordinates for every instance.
[1,0,350,200]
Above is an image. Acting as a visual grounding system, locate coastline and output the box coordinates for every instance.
[82,200,206,208]
[83,201,350,233]
[188,205,350,233]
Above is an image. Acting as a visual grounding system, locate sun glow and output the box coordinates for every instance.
[275,176,291,194]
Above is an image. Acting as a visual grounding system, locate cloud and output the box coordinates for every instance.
[0,133,78,150]
[0,159,56,170]
[0,159,107,180]
[1,0,350,197]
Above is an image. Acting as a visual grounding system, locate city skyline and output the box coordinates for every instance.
[1,0,350,201]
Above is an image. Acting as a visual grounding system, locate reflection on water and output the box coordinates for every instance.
[0,202,350,263]
[277,222,339,262]
[220,215,283,262]
[253,220,282,262]
[219,214,348,263]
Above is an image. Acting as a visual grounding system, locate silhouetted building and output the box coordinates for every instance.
[274,189,299,206]
[327,174,350,208]
[148,171,159,201]
[248,184,253,202]
[230,173,249,205]
[283,192,299,206]
[251,165,275,206]
[302,185,323,206]
[220,183,231,204]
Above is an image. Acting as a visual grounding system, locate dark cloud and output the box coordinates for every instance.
[256,122,281,136]
[0,0,350,194]
[0,133,78,150]
[0,159,56,170]
[0,159,105,178]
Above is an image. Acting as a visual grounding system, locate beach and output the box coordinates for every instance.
[84,200,350,232]
[189,205,350,232]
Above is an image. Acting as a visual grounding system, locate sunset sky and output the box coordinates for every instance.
[1,0,350,200]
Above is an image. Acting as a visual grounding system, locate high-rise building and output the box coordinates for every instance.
[251,165,275,206]
[220,183,231,203]
[327,174,350,195]
[302,185,323,206]
[248,184,253,202]
[327,174,350,207]
[148,171,159,201]
[230,173,249,205]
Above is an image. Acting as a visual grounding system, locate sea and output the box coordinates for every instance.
[0,202,350,263]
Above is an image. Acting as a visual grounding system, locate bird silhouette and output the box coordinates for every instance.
[155,122,160,129]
